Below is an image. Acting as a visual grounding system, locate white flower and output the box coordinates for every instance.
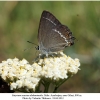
[0,52,80,92]
[10,82,18,90]
[36,52,80,81]
[16,80,23,88]
[0,58,41,92]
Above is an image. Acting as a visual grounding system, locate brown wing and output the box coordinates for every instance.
[38,11,74,53]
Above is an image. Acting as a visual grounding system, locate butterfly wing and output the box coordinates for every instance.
[38,11,74,54]
[38,10,61,45]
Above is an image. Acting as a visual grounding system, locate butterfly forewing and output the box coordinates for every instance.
[38,11,61,45]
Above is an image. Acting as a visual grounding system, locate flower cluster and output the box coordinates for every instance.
[37,52,80,81]
[0,52,80,92]
[0,58,41,92]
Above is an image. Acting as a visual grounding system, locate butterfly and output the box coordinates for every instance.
[37,11,75,56]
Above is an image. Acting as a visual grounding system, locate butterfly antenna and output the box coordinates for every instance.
[75,38,78,42]
[24,46,34,51]
[24,41,38,51]
[27,41,38,46]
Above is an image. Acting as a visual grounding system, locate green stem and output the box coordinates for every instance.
[53,74,72,93]
[44,81,50,93]
[35,80,41,93]
[41,80,50,93]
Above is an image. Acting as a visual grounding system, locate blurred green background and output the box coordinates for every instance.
[0,1,100,93]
